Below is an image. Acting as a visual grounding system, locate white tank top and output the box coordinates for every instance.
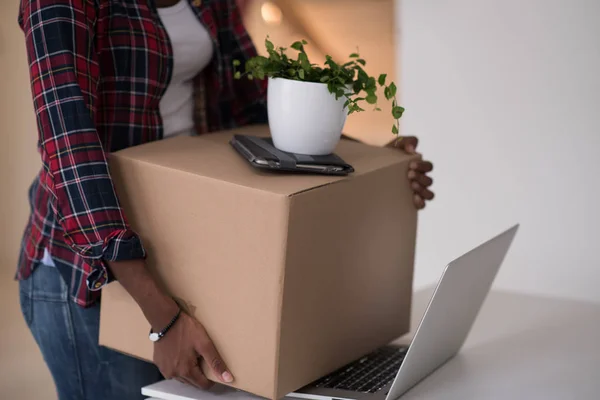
[157,0,214,138]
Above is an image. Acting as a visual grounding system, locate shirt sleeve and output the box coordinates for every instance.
[19,0,145,268]
[221,0,269,126]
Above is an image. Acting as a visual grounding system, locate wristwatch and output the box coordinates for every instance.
[149,308,182,342]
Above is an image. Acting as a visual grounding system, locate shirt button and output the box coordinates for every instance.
[86,268,108,292]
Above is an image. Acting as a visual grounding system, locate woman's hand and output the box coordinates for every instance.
[107,259,233,389]
[387,136,435,209]
[153,310,233,389]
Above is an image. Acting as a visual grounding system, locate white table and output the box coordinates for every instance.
[145,288,600,400]
[393,288,600,399]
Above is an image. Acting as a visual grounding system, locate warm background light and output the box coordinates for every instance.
[261,1,283,25]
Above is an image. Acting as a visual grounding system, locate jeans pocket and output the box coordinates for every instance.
[31,263,68,302]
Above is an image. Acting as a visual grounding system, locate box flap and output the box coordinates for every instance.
[110,125,413,197]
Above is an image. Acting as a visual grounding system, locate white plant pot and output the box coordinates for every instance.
[267,77,348,155]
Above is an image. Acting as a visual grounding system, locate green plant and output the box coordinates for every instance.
[233,38,404,135]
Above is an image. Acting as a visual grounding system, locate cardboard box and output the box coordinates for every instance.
[99,126,418,399]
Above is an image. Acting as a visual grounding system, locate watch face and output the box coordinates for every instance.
[149,332,160,342]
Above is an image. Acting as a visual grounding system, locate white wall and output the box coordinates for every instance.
[398,0,600,303]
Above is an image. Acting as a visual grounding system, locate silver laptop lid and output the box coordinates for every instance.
[385,224,519,400]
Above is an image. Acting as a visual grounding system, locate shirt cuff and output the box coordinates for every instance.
[85,229,146,292]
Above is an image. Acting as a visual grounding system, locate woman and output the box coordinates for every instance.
[16,0,435,399]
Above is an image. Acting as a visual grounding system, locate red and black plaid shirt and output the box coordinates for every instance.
[16,0,267,307]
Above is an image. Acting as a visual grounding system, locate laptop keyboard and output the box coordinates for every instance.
[313,347,408,394]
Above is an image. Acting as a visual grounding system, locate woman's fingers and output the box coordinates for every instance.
[410,160,433,173]
[195,333,234,384]
[413,194,426,209]
[408,170,433,187]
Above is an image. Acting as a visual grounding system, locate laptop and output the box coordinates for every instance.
[142,225,518,400]
[288,224,519,400]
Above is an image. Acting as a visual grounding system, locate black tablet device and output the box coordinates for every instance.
[230,135,354,176]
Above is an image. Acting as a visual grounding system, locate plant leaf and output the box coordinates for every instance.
[234,71,241,79]
[298,69,305,79]
[392,124,399,134]
[392,106,405,119]
[320,76,330,83]
[327,81,335,93]
[357,69,369,84]
[278,48,288,63]
[265,38,275,52]
[384,86,392,100]
[378,73,387,86]
[233,59,241,67]
[298,52,311,70]
[349,53,360,58]
[255,55,269,65]
[389,82,397,97]
[325,55,339,70]
[357,59,366,66]
[366,77,376,90]
[366,94,377,104]
[291,41,304,51]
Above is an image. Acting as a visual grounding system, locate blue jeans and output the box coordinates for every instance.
[19,263,163,399]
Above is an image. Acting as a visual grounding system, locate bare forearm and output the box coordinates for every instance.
[107,259,179,330]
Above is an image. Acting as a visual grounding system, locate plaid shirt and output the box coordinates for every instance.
[16,0,267,307]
